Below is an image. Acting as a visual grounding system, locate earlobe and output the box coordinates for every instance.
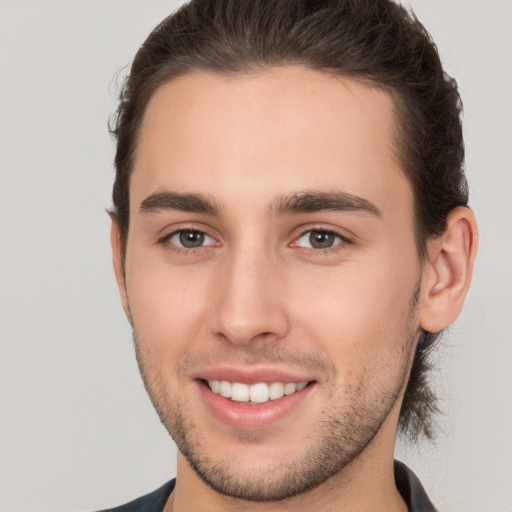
[110,217,131,323]
[419,207,478,333]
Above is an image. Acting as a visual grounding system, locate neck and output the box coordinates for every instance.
[166,424,407,512]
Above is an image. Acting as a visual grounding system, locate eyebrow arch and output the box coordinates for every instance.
[139,191,223,216]
[271,191,382,218]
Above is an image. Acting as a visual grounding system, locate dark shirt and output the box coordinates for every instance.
[99,460,436,512]
[394,460,437,512]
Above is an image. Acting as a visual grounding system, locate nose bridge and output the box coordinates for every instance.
[210,240,289,345]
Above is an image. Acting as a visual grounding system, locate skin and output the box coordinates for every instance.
[111,66,477,511]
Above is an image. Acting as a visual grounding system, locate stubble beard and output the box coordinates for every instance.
[167,377,408,502]
[131,303,419,502]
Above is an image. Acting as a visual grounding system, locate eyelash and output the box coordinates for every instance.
[158,228,217,254]
[158,227,352,255]
[293,228,352,255]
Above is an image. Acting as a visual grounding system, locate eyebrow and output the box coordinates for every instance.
[139,189,382,219]
[271,191,382,218]
[139,191,223,216]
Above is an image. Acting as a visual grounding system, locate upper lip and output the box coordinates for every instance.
[191,367,317,385]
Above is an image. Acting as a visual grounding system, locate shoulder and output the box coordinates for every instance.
[96,479,175,512]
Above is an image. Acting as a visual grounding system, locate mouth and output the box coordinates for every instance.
[196,374,317,430]
[204,379,311,404]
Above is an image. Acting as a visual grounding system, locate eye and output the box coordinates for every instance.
[295,230,345,249]
[167,230,215,249]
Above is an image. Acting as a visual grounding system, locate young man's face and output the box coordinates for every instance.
[116,66,425,500]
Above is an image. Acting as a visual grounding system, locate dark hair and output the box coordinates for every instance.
[109,0,468,441]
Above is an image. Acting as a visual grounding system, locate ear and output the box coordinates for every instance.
[419,207,478,333]
[110,217,132,323]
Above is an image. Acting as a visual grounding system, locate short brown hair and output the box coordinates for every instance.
[110,0,468,441]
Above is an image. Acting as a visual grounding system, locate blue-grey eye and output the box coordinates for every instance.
[297,230,342,249]
[170,230,214,248]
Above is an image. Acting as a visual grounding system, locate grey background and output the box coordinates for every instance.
[0,1,510,511]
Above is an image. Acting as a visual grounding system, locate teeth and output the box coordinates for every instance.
[207,380,309,404]
[231,382,250,402]
[219,380,231,398]
[284,382,296,395]
[269,382,285,400]
[210,380,220,393]
[250,383,269,403]
[296,381,307,391]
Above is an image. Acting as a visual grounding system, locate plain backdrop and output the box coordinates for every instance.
[0,1,511,511]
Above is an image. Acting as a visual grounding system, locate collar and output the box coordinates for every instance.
[394,460,437,512]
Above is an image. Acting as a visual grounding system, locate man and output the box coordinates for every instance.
[105,0,477,510]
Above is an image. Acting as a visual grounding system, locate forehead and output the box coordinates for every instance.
[131,66,411,215]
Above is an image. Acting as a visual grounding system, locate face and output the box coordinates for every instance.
[118,67,424,501]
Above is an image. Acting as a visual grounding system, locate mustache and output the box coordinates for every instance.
[175,345,335,378]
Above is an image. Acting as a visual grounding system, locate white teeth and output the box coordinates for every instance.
[296,381,307,391]
[231,382,250,402]
[283,382,297,395]
[209,380,220,393]
[250,383,269,403]
[219,380,231,398]
[269,382,285,400]
[207,379,309,403]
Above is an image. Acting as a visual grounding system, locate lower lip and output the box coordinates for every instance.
[197,380,315,430]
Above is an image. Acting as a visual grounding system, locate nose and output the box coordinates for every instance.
[209,247,291,346]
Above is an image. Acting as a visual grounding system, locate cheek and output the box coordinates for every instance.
[126,255,213,359]
[292,256,419,370]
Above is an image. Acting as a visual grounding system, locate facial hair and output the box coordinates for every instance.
[130,291,419,502]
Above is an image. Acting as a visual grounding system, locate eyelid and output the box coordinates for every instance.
[289,226,353,255]
[158,224,221,249]
[156,223,353,254]
[169,230,215,248]
[293,226,352,244]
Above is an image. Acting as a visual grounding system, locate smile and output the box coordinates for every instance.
[197,375,317,429]
[207,380,309,404]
